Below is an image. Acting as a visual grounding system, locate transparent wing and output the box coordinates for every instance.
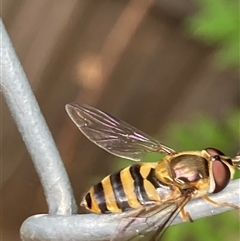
[119,193,192,241]
[146,194,192,241]
[65,103,176,161]
[130,193,192,241]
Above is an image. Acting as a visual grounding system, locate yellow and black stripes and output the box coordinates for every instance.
[94,182,108,213]
[81,163,169,213]
[110,170,131,212]
[129,164,154,204]
[146,168,169,189]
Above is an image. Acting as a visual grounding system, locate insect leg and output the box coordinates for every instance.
[180,207,193,222]
[202,195,240,209]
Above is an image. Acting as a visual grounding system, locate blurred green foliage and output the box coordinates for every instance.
[186,0,239,69]
[166,110,240,166]
[114,109,240,241]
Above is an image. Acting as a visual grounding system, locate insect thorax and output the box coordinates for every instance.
[155,153,210,193]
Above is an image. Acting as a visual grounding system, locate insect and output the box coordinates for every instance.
[66,102,240,240]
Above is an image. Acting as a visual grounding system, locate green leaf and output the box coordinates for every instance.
[186,0,240,69]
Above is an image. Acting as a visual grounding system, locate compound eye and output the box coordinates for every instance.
[205,147,225,157]
[212,160,230,193]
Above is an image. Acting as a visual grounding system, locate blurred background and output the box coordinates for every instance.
[1,0,239,240]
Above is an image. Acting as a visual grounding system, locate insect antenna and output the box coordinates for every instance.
[232,153,240,170]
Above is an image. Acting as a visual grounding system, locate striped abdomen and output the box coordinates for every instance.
[81,163,170,214]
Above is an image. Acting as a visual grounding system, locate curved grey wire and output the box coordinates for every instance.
[0,19,77,215]
[20,179,239,241]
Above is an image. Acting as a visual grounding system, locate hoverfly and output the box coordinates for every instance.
[66,103,240,240]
